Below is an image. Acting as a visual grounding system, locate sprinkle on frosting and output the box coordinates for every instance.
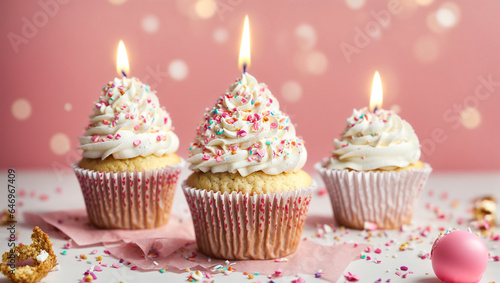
[328,107,421,171]
[187,73,307,177]
[78,77,179,160]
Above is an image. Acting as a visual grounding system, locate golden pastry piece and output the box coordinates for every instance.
[0,226,57,283]
[473,196,496,230]
[0,209,14,225]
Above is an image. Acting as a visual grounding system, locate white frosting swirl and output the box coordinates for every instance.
[187,73,307,177]
[328,107,420,171]
[78,77,179,159]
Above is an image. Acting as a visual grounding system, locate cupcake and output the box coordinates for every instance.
[184,73,314,260]
[74,77,182,229]
[316,107,432,229]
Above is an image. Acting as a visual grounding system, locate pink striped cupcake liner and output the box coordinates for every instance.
[73,160,184,229]
[182,181,316,260]
[315,160,431,229]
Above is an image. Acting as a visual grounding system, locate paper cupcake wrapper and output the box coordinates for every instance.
[315,160,432,229]
[73,159,184,230]
[182,181,316,260]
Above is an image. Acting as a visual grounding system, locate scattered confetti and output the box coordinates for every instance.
[344,271,360,281]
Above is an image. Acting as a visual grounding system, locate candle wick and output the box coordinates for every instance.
[374,105,378,114]
[121,70,127,77]
[243,63,247,74]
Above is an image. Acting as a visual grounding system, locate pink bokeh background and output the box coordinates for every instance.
[2,0,500,172]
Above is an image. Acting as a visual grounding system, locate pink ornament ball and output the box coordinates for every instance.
[431,230,489,283]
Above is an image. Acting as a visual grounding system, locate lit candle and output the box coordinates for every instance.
[238,15,251,74]
[116,40,130,77]
[370,71,383,113]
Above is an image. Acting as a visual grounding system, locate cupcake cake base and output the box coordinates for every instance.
[182,181,316,260]
[73,160,184,230]
[316,160,432,230]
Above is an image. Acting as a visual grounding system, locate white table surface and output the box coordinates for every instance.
[1,169,499,283]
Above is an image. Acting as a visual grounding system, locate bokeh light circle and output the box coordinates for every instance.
[12,99,32,120]
[64,103,72,111]
[50,133,71,155]
[345,0,366,10]
[436,2,460,28]
[390,104,401,114]
[305,51,328,75]
[195,0,217,19]
[141,15,160,34]
[108,0,127,5]
[281,81,303,103]
[295,24,317,51]
[415,0,433,6]
[213,28,228,44]
[460,107,481,129]
[413,36,440,63]
[169,60,189,81]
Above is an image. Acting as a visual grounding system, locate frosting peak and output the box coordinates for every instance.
[78,77,179,159]
[328,107,420,171]
[187,73,307,177]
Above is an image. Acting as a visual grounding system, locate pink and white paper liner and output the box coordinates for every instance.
[315,160,432,229]
[73,160,184,230]
[182,181,316,260]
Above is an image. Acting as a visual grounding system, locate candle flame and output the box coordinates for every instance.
[370,71,383,112]
[238,15,251,72]
[117,40,130,77]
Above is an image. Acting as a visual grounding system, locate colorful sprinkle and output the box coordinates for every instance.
[256,149,266,158]
[344,271,360,281]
